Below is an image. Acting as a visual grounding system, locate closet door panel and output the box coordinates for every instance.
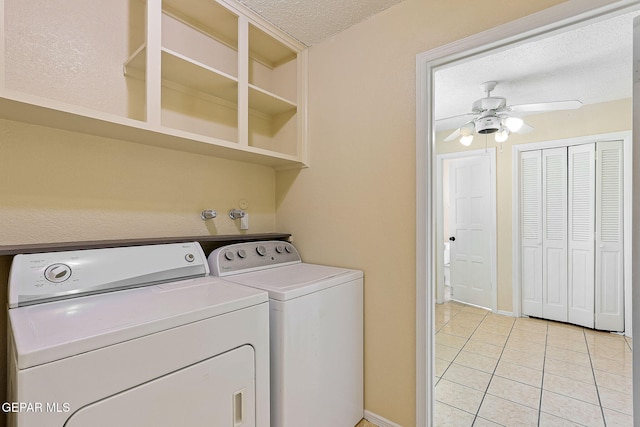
[567,144,595,328]
[520,150,543,317]
[542,147,568,322]
[595,141,624,331]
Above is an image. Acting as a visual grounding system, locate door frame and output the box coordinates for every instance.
[436,148,497,312]
[415,1,640,426]
[511,131,633,333]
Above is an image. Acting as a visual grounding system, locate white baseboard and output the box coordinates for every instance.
[497,310,514,317]
[364,410,403,427]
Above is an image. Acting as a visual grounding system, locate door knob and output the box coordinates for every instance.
[449,236,456,241]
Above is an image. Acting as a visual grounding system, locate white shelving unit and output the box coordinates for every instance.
[0,0,308,169]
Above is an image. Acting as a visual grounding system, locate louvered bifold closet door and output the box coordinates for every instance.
[520,150,543,317]
[567,144,595,328]
[542,147,568,322]
[595,140,624,331]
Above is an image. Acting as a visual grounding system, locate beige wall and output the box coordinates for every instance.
[274,0,573,425]
[437,99,632,311]
[0,119,277,244]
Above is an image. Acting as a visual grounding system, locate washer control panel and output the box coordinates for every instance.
[208,241,301,276]
[8,242,209,308]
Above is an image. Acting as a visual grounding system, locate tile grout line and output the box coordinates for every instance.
[585,328,607,426]
[438,305,492,375]
[436,305,470,382]
[471,310,517,426]
[537,320,548,427]
[436,304,501,425]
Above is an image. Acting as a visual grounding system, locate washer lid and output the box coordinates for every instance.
[9,277,267,369]
[221,263,363,301]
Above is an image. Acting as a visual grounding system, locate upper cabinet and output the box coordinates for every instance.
[1,0,308,169]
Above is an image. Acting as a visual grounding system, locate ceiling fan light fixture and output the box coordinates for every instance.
[460,135,474,146]
[475,115,500,134]
[505,116,524,132]
[495,127,510,143]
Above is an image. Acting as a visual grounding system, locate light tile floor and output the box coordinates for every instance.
[435,300,633,426]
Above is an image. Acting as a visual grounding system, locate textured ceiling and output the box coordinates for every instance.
[239,0,405,45]
[435,10,639,131]
[237,2,637,133]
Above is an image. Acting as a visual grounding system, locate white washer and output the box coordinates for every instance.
[8,242,269,427]
[209,241,363,427]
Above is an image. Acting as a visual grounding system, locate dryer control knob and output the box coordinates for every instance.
[237,249,246,259]
[44,263,72,283]
[256,245,267,256]
[275,245,284,253]
[224,251,235,261]
[284,245,292,253]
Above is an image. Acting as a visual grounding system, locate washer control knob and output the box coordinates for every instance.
[224,251,235,261]
[275,245,284,254]
[44,263,72,283]
[256,245,267,256]
[185,253,195,263]
[237,249,246,259]
[284,245,292,253]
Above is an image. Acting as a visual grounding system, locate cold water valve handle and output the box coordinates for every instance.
[229,209,246,220]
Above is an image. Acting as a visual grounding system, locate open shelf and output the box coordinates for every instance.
[248,23,298,104]
[163,0,238,49]
[124,45,240,143]
[125,32,239,102]
[247,22,299,157]
[3,0,307,169]
[249,24,297,68]
[0,90,304,168]
[162,48,238,103]
[161,10,238,79]
[249,84,296,115]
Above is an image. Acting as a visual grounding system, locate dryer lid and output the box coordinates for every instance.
[9,277,267,369]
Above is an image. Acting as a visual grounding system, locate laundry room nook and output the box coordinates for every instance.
[0,0,369,425]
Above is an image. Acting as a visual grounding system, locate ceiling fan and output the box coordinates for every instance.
[441,81,582,146]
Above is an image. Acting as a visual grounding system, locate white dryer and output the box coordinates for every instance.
[209,241,363,427]
[8,242,269,427]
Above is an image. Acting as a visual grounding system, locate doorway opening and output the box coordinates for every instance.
[415,1,640,426]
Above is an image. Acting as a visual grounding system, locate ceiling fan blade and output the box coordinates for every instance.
[436,112,475,122]
[515,121,534,134]
[444,128,461,142]
[508,100,582,113]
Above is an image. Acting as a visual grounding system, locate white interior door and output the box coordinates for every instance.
[568,144,595,328]
[448,155,492,308]
[542,147,568,322]
[595,140,624,331]
[520,150,543,318]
